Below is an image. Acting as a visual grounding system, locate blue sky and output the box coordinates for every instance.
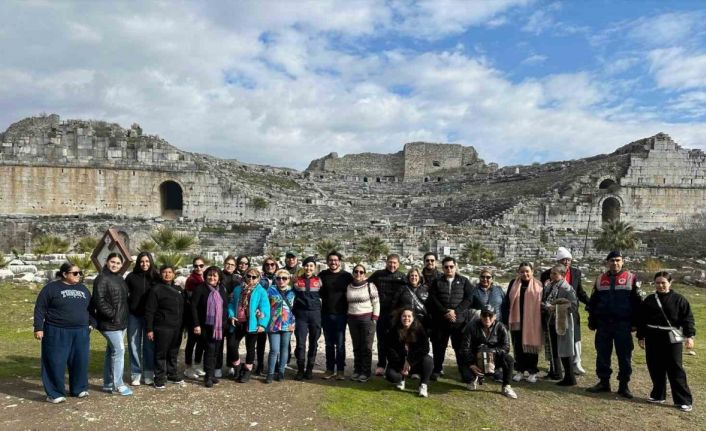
[1,0,706,169]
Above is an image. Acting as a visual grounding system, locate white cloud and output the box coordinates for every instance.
[649,48,706,90]
[521,53,547,65]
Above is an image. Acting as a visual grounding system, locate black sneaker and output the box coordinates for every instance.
[265,374,274,384]
[617,383,633,399]
[295,370,305,381]
[586,380,611,393]
[430,372,440,382]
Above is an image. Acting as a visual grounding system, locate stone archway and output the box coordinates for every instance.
[159,180,183,219]
[601,197,620,223]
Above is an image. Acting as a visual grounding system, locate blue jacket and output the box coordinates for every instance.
[228,282,270,333]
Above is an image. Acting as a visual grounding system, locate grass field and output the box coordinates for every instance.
[1,281,704,430]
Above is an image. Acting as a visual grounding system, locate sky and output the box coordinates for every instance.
[2,0,706,170]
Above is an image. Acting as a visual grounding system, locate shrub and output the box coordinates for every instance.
[74,236,98,253]
[33,235,70,255]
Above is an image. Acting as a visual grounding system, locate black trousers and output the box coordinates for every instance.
[645,329,693,405]
[229,324,258,364]
[460,351,515,386]
[510,330,538,373]
[348,318,375,376]
[430,320,464,375]
[386,355,434,385]
[294,310,322,369]
[184,329,203,366]
[256,332,267,369]
[154,326,181,385]
[200,328,224,380]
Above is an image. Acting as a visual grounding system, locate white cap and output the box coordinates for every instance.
[555,247,572,261]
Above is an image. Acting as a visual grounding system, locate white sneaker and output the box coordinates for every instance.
[647,397,665,404]
[47,396,66,404]
[396,380,406,390]
[144,377,154,386]
[184,367,199,379]
[527,373,538,383]
[227,367,236,377]
[419,383,428,398]
[503,385,518,399]
[77,391,89,398]
[195,366,206,377]
[131,377,141,386]
[512,372,523,382]
[214,369,223,378]
[573,366,586,376]
[679,405,693,412]
[467,377,478,391]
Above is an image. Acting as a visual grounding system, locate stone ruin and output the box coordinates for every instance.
[2,114,706,262]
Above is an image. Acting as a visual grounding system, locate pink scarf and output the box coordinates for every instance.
[508,277,543,354]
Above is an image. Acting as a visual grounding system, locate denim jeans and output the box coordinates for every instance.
[101,329,127,390]
[268,331,293,376]
[127,314,154,380]
[322,313,347,372]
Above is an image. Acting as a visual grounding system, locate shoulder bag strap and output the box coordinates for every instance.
[653,294,674,329]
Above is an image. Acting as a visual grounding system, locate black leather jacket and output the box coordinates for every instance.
[459,317,511,365]
[91,268,129,331]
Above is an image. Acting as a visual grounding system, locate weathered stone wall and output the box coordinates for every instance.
[306,151,405,180]
[403,142,482,181]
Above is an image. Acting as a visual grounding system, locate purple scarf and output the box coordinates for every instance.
[205,284,223,341]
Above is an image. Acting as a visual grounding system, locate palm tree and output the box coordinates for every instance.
[594,220,637,252]
[460,242,495,265]
[32,235,70,255]
[358,237,389,264]
[316,239,340,258]
[74,236,98,254]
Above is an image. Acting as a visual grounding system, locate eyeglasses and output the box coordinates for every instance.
[443,265,455,269]
[479,275,492,279]
[264,263,276,267]
[425,259,435,263]
[245,275,259,280]
[195,264,205,268]
[353,270,365,275]
[608,258,622,262]
[67,271,83,276]
[224,263,236,267]
[238,261,249,265]
[275,276,290,281]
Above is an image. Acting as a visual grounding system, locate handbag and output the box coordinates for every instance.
[654,294,685,344]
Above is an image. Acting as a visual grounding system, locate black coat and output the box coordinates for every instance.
[91,269,129,331]
[459,317,511,365]
[126,271,156,317]
[145,282,184,332]
[386,324,430,370]
[393,284,429,322]
[368,269,406,312]
[190,283,228,330]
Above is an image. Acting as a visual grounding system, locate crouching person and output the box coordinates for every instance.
[460,305,517,399]
[385,307,433,397]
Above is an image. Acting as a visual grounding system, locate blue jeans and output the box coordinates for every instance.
[101,329,127,390]
[268,331,293,376]
[41,324,90,399]
[127,314,154,380]
[322,314,347,372]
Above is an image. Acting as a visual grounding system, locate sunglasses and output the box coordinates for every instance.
[425,259,435,262]
[238,261,249,265]
[195,264,205,268]
[479,276,492,279]
[481,314,494,318]
[264,262,276,267]
[443,265,455,269]
[67,271,83,276]
[353,270,365,275]
[275,276,290,281]
[224,263,236,267]
[245,275,259,280]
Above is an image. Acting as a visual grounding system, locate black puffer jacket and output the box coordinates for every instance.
[427,274,473,326]
[386,323,430,370]
[91,268,129,331]
[459,317,511,365]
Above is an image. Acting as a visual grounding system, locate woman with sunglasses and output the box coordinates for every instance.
[219,255,240,379]
[92,253,132,396]
[265,269,296,383]
[228,268,270,383]
[183,256,206,380]
[226,255,251,377]
[470,269,504,323]
[34,263,92,403]
[191,266,229,387]
[253,257,278,375]
[125,251,159,386]
[346,264,380,382]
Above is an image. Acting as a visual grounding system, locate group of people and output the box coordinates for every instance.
[33,247,696,412]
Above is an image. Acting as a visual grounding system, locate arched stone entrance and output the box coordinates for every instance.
[159,180,183,219]
[601,197,620,223]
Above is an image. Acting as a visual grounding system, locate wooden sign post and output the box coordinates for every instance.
[90,228,132,274]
